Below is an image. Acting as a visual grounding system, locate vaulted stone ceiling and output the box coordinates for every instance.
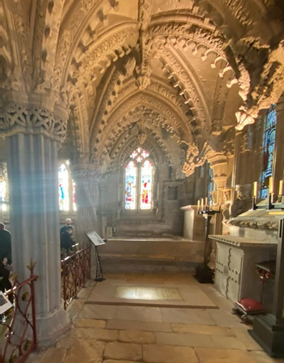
[1,0,284,176]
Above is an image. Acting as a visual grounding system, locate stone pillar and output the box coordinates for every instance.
[71,164,101,244]
[1,103,70,345]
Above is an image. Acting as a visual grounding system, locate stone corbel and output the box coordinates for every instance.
[235,107,257,131]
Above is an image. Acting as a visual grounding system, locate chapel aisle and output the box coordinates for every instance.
[26,273,284,363]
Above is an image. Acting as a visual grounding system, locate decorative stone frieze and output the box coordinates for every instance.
[0,103,67,143]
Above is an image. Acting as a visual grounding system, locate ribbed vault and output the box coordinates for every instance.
[1,0,284,176]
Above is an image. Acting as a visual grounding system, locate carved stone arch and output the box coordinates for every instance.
[105,115,183,169]
[91,90,192,161]
[155,44,211,129]
[91,72,194,144]
[55,0,138,102]
[118,139,160,169]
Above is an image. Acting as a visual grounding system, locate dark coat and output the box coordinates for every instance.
[0,229,12,264]
[60,231,74,251]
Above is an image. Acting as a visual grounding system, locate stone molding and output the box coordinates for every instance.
[226,218,278,231]
[0,103,67,143]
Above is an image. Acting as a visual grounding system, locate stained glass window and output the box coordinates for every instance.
[0,177,7,211]
[124,148,154,211]
[58,163,70,211]
[125,161,137,210]
[72,180,77,211]
[208,167,214,202]
[140,160,153,209]
[260,105,277,199]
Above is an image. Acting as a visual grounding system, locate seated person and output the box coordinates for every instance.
[60,225,75,255]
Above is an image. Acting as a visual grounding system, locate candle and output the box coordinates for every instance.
[269,177,273,194]
[205,197,208,206]
[279,180,283,196]
[197,200,200,211]
[201,198,204,210]
[253,181,257,198]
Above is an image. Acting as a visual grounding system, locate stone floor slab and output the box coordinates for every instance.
[143,344,198,363]
[70,327,118,341]
[38,348,66,363]
[63,339,105,363]
[171,323,234,336]
[195,347,259,363]
[233,327,263,351]
[155,332,246,350]
[104,342,142,361]
[79,304,118,319]
[115,306,163,322]
[161,308,215,325]
[106,319,172,332]
[249,351,284,363]
[119,330,155,344]
[208,309,244,327]
[73,317,106,328]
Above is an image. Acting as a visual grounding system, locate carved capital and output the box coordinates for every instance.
[0,103,67,143]
[71,164,102,181]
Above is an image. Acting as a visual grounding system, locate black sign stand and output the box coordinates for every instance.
[195,208,220,283]
[86,231,106,282]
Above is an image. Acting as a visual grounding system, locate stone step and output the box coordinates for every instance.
[98,238,203,273]
[100,255,198,273]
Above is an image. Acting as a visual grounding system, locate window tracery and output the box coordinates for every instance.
[124,147,154,211]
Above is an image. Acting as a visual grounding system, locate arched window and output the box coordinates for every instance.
[0,176,8,211]
[260,105,277,199]
[58,162,77,211]
[124,147,154,211]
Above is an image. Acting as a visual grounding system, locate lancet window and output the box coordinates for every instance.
[58,162,77,211]
[260,105,277,199]
[0,177,8,211]
[124,147,154,211]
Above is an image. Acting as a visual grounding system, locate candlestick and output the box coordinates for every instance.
[201,198,204,210]
[269,177,273,194]
[197,200,200,211]
[253,181,257,198]
[205,197,208,207]
[279,180,283,197]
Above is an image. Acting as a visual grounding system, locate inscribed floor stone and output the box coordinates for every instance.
[24,272,284,363]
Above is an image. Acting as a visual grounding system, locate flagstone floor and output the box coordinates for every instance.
[27,272,284,363]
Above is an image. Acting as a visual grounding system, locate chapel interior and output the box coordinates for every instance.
[1,0,284,362]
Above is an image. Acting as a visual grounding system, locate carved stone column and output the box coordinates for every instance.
[1,103,70,345]
[71,164,101,244]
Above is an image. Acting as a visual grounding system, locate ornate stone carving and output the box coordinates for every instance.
[155,45,209,127]
[235,107,257,131]
[0,103,67,143]
[134,0,153,89]
[182,142,213,177]
[230,184,252,218]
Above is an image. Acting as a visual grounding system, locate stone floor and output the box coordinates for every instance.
[27,272,284,363]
